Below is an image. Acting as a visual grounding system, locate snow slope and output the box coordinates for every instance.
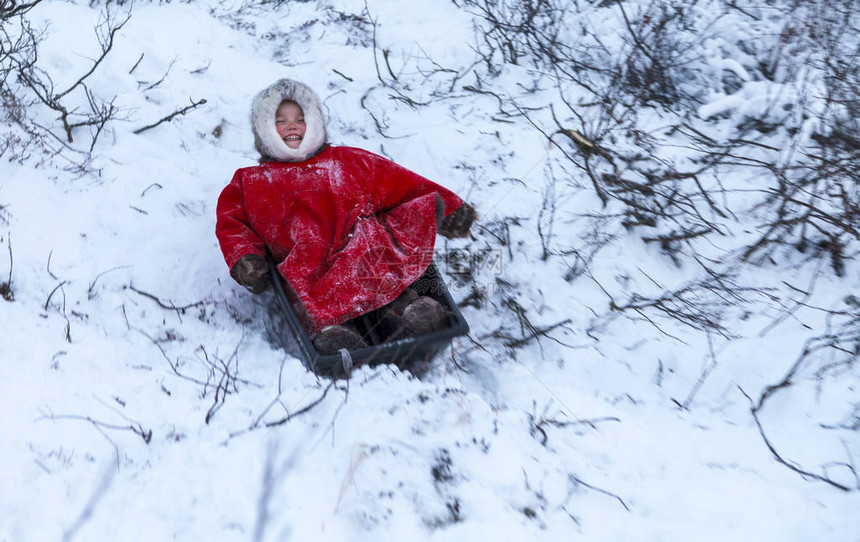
[1,0,858,540]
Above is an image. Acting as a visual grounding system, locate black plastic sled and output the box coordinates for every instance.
[266,257,469,377]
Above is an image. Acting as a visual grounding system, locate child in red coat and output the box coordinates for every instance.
[216,79,475,354]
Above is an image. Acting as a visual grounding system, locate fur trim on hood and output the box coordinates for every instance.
[251,79,327,162]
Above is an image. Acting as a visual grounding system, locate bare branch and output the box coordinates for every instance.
[1,234,12,301]
[569,473,631,512]
[55,9,132,100]
[61,467,114,542]
[132,97,207,135]
[741,387,852,492]
[127,284,205,320]
[38,413,152,445]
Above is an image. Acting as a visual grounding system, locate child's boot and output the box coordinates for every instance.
[313,325,368,355]
[382,296,447,341]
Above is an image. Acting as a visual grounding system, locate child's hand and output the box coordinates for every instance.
[230,254,271,294]
[438,202,477,239]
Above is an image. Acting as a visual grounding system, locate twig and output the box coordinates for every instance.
[359,90,410,140]
[190,60,211,75]
[133,98,207,135]
[140,183,162,197]
[55,10,132,101]
[758,261,824,338]
[44,280,68,311]
[365,1,387,87]
[332,68,353,82]
[5,235,12,286]
[133,327,210,386]
[382,48,398,81]
[141,57,176,91]
[680,331,719,409]
[0,1,43,18]
[128,52,144,74]
[569,473,631,512]
[62,467,114,542]
[38,413,152,444]
[1,235,13,301]
[200,337,249,425]
[88,266,131,299]
[504,318,572,348]
[532,413,620,446]
[246,357,290,430]
[265,381,336,428]
[227,379,339,440]
[543,416,621,430]
[839,439,860,490]
[741,387,851,492]
[127,284,204,320]
[253,441,298,542]
[46,248,58,280]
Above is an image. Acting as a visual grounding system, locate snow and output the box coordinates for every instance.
[1,0,859,540]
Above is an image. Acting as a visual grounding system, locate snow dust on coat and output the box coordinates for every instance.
[216,79,463,334]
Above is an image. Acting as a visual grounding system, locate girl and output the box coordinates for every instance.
[216,79,475,354]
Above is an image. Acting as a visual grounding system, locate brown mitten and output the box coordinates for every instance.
[230,254,271,294]
[438,202,477,239]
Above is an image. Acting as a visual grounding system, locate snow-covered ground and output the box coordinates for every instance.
[1,0,858,540]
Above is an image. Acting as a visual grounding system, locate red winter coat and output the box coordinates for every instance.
[216,145,463,334]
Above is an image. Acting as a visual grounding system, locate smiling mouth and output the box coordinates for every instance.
[283,135,302,142]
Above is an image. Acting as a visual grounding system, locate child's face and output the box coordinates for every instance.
[275,101,306,149]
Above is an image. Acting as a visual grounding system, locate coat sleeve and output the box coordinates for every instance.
[216,169,267,272]
[362,150,464,217]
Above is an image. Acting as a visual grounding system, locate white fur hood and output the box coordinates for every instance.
[250,78,327,162]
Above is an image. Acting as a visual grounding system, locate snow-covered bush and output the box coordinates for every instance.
[0,0,133,164]
[454,0,859,487]
[459,0,858,316]
[0,1,42,162]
